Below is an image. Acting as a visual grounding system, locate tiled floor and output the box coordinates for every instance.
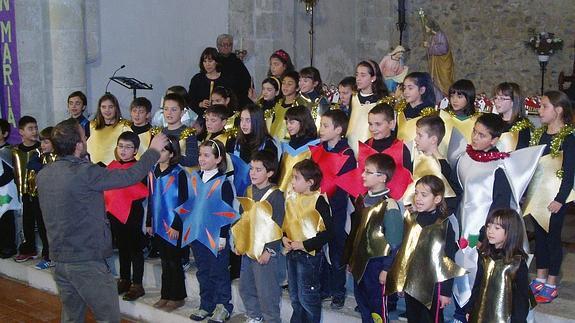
[0,276,134,323]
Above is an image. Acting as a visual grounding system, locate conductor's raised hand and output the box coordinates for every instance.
[149,133,169,153]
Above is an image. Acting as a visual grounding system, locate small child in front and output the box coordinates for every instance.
[282,159,332,323]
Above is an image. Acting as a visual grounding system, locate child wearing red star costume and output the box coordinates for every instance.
[104,132,148,301]
[337,103,412,200]
[311,109,356,309]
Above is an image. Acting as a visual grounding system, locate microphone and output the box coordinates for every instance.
[105,64,126,94]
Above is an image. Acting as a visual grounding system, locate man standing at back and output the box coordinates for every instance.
[36,118,168,322]
[217,33,252,108]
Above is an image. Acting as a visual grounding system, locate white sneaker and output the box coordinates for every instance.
[208,304,230,323]
[246,317,263,323]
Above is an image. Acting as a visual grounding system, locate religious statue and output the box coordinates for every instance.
[419,9,454,97]
[379,45,409,92]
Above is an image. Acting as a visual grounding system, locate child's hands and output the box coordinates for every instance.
[146,227,153,236]
[379,270,387,285]
[199,99,210,109]
[282,237,293,250]
[439,296,451,309]
[548,201,562,213]
[258,250,271,265]
[290,241,305,251]
[218,238,226,251]
[167,228,179,240]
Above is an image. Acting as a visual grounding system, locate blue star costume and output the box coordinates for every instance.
[229,153,251,197]
[150,166,183,246]
[176,172,239,254]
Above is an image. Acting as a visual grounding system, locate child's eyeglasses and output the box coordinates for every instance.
[117,144,135,150]
[363,170,382,176]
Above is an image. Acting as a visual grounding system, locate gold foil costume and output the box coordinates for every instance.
[12,145,41,197]
[346,94,378,156]
[345,198,393,282]
[438,110,478,156]
[136,130,152,160]
[468,255,525,323]
[282,190,326,256]
[87,119,132,165]
[523,152,575,232]
[402,150,455,205]
[232,186,283,260]
[386,211,466,309]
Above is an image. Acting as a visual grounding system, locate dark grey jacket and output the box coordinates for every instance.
[37,150,159,262]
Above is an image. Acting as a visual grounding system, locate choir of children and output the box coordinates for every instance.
[5,49,573,323]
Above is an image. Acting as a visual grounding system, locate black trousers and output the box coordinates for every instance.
[19,195,49,259]
[405,290,444,323]
[534,205,567,276]
[0,210,16,254]
[110,214,145,284]
[157,236,187,300]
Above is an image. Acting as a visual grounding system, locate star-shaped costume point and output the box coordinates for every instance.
[335,140,412,199]
[176,172,239,253]
[309,144,351,198]
[345,197,392,282]
[386,211,466,309]
[278,139,320,192]
[149,167,183,246]
[231,189,283,260]
[104,160,149,224]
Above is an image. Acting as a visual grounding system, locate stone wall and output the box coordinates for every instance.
[231,0,575,96]
[390,0,575,95]
[229,0,398,88]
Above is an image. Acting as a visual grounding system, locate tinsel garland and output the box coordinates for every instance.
[530,124,575,178]
[509,118,534,133]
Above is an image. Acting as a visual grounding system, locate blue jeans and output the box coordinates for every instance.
[287,251,323,323]
[54,260,120,323]
[191,240,233,313]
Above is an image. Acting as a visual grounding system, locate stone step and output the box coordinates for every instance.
[2,253,575,322]
[0,257,361,323]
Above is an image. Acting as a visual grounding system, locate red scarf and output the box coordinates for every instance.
[466,145,509,162]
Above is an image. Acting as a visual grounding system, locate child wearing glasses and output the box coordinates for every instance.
[345,153,403,322]
[493,82,532,152]
[104,131,148,301]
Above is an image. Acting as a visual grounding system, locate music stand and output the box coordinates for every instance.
[110,76,153,99]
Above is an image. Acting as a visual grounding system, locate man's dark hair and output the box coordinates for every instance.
[293,159,323,191]
[322,109,349,135]
[250,150,278,175]
[52,118,82,156]
[130,97,152,113]
[117,131,140,150]
[0,119,10,137]
[18,115,37,129]
[416,115,446,144]
[476,113,506,139]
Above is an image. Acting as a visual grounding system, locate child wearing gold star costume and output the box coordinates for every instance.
[386,175,464,323]
[232,151,285,323]
[524,91,575,304]
[282,159,332,323]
